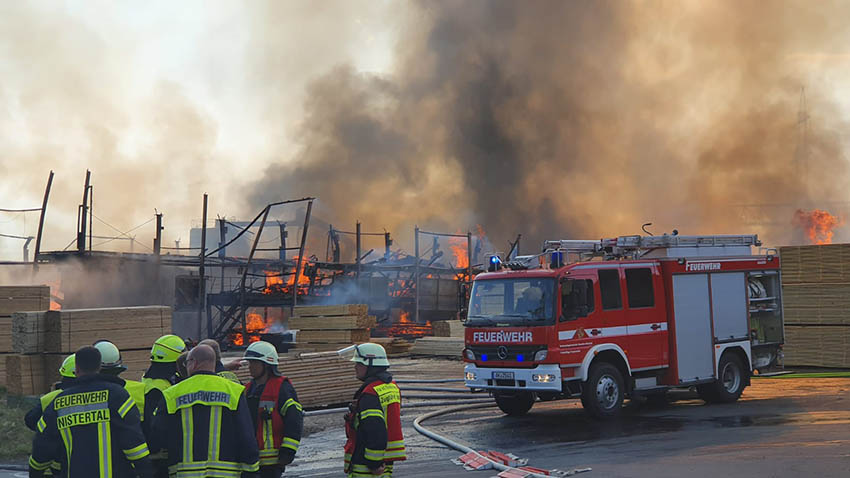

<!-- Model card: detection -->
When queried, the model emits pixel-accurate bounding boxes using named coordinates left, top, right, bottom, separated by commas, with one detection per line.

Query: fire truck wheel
left=493, top=391, right=535, bottom=416
left=581, top=362, right=625, bottom=419
left=699, top=353, right=746, bottom=404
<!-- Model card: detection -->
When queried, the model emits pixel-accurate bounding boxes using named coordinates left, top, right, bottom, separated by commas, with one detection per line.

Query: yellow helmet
left=93, top=340, right=123, bottom=369
left=59, top=354, right=76, bottom=378
left=350, top=343, right=390, bottom=367
left=243, top=341, right=279, bottom=366
left=151, top=334, right=186, bottom=363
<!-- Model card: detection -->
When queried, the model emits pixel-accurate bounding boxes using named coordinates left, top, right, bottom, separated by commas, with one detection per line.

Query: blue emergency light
left=488, top=255, right=502, bottom=272
left=551, top=251, right=564, bottom=268
left=516, top=354, right=525, bottom=362
left=481, top=354, right=489, bottom=362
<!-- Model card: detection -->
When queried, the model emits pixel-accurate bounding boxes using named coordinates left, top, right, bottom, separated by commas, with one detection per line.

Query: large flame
left=448, top=237, right=469, bottom=269
left=230, top=312, right=270, bottom=346
left=793, top=209, right=843, bottom=245
left=47, top=279, right=63, bottom=310
left=386, top=310, right=431, bottom=338
left=262, top=257, right=312, bottom=296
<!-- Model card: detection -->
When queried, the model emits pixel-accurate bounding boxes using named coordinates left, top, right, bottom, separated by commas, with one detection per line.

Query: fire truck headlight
left=533, top=349, right=548, bottom=361
left=463, top=349, right=475, bottom=361
left=465, top=371, right=477, bottom=381
left=532, top=374, right=557, bottom=383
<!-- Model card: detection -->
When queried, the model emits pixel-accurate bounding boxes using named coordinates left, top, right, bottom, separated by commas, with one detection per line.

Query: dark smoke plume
left=250, top=0, right=850, bottom=250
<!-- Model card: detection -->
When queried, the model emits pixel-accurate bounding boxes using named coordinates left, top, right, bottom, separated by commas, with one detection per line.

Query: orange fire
left=230, top=312, right=271, bottom=346
left=262, top=257, right=312, bottom=296
left=448, top=237, right=469, bottom=269
left=793, top=209, right=843, bottom=245
left=387, top=310, right=431, bottom=338
left=47, top=279, right=63, bottom=310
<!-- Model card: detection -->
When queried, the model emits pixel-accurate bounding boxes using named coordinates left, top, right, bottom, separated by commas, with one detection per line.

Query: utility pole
left=356, top=221, right=362, bottom=279
left=153, top=212, right=163, bottom=256
left=414, top=226, right=420, bottom=323
left=33, top=171, right=54, bottom=272
left=199, top=194, right=208, bottom=339
left=279, top=223, right=287, bottom=261
left=77, top=170, right=91, bottom=254
left=384, top=231, right=392, bottom=261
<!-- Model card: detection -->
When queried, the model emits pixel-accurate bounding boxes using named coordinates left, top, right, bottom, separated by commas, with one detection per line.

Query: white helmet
left=243, top=341, right=278, bottom=366
left=350, top=343, right=390, bottom=367
left=93, top=340, right=125, bottom=371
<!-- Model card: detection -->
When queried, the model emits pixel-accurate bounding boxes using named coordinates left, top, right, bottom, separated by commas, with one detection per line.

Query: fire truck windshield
left=466, top=278, right=556, bottom=326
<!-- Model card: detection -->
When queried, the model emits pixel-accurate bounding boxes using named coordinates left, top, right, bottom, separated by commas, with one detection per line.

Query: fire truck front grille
left=469, top=345, right=545, bottom=362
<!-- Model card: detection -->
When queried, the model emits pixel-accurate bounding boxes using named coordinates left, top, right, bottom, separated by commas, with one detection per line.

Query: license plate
left=492, top=371, right=515, bottom=380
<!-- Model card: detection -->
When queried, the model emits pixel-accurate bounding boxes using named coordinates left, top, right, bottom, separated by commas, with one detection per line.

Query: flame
left=386, top=309, right=432, bottom=338
left=262, top=256, right=313, bottom=296
left=263, top=271, right=284, bottom=294
left=47, top=279, right=63, bottom=310
left=230, top=312, right=271, bottom=346
left=793, top=209, right=843, bottom=245
left=448, top=237, right=469, bottom=269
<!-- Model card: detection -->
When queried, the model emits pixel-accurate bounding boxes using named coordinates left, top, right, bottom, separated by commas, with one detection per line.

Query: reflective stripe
left=364, top=447, right=385, bottom=461
left=208, top=406, right=222, bottom=461
left=57, top=401, right=109, bottom=417
left=37, top=417, right=46, bottom=433
left=59, top=427, right=72, bottom=474
left=349, top=462, right=394, bottom=477
left=263, top=417, right=273, bottom=451
left=281, top=437, right=299, bottom=452
left=359, top=409, right=385, bottom=421
left=169, top=460, right=260, bottom=475
left=29, top=456, right=52, bottom=471
left=281, top=398, right=302, bottom=414
left=117, top=397, right=136, bottom=418
left=123, top=443, right=150, bottom=461
left=383, top=449, right=406, bottom=459
left=98, top=421, right=112, bottom=478
left=181, top=408, right=194, bottom=463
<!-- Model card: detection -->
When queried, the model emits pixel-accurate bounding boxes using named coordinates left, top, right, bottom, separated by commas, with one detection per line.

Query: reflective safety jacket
left=142, top=372, right=175, bottom=462
left=29, top=374, right=153, bottom=478
left=215, top=361, right=242, bottom=384
left=344, top=373, right=406, bottom=477
left=151, top=372, right=259, bottom=477
left=245, top=375, right=303, bottom=466
left=124, top=379, right=146, bottom=419
left=25, top=383, right=74, bottom=477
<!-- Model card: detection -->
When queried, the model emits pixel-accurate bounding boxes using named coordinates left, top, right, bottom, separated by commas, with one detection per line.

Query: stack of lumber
left=7, top=306, right=172, bottom=395
left=0, top=286, right=50, bottom=386
left=781, top=244, right=850, bottom=368
left=290, top=304, right=374, bottom=351
left=410, top=337, right=464, bottom=358
left=235, top=354, right=361, bottom=408
left=432, top=320, right=464, bottom=338
left=371, top=337, right=413, bottom=357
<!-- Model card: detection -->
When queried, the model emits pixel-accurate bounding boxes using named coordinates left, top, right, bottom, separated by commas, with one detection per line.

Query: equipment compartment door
left=710, top=272, right=749, bottom=342
left=672, top=274, right=715, bottom=382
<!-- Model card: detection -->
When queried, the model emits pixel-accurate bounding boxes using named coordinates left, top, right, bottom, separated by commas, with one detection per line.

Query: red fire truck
left=463, top=234, right=784, bottom=418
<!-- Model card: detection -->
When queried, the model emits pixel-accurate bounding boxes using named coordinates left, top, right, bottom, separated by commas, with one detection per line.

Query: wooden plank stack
left=291, top=304, right=374, bottom=351
left=5, top=306, right=172, bottom=395
left=234, top=354, right=361, bottom=408
left=371, top=337, right=413, bottom=357
left=781, top=244, right=850, bottom=368
left=432, top=320, right=464, bottom=338
left=0, top=286, right=51, bottom=388
left=410, top=337, right=464, bottom=358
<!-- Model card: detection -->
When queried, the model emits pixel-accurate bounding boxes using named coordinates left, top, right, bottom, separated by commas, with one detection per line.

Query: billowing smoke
left=250, top=0, right=850, bottom=250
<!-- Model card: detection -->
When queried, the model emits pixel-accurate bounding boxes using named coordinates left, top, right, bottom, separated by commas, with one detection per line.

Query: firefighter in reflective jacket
left=94, top=340, right=146, bottom=417
left=29, top=346, right=154, bottom=478
left=150, top=344, right=260, bottom=478
left=243, top=341, right=303, bottom=477
left=24, top=354, right=76, bottom=478
left=142, top=335, right=186, bottom=478
left=344, top=343, right=406, bottom=477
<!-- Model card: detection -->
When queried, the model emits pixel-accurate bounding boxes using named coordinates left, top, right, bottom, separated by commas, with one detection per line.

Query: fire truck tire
left=493, top=392, right=535, bottom=416
left=698, top=353, right=746, bottom=404
left=581, top=362, right=625, bottom=419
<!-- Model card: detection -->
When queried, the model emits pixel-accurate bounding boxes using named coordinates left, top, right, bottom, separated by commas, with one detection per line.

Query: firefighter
left=243, top=341, right=303, bottom=477
left=175, top=351, right=189, bottom=383
left=142, top=335, right=186, bottom=478
left=344, top=343, right=406, bottom=477
left=29, top=346, right=154, bottom=478
left=24, top=354, right=76, bottom=478
left=198, top=339, right=242, bottom=383
left=149, top=344, right=260, bottom=477
left=93, top=340, right=146, bottom=417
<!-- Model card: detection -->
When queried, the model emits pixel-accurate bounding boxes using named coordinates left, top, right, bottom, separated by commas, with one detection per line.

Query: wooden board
left=784, top=325, right=850, bottom=368
left=289, top=315, right=376, bottom=330
left=296, top=329, right=370, bottom=344
left=293, top=304, right=369, bottom=318
left=233, top=355, right=362, bottom=408
left=409, top=337, right=464, bottom=358
left=46, top=306, right=172, bottom=353
left=432, top=320, right=464, bottom=338
left=12, top=312, right=50, bottom=354
left=0, top=316, right=12, bottom=353
left=6, top=354, right=48, bottom=395
left=0, top=286, right=50, bottom=315
left=782, top=283, right=850, bottom=325
left=780, top=244, right=850, bottom=285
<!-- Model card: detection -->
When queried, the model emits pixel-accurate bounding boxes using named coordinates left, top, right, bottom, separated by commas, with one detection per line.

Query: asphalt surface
left=4, top=376, right=849, bottom=477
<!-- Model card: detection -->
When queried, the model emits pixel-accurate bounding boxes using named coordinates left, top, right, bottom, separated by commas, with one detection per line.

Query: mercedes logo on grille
left=497, top=346, right=508, bottom=360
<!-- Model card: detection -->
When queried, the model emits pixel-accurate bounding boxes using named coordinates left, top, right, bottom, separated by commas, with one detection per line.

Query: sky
left=2, top=1, right=850, bottom=261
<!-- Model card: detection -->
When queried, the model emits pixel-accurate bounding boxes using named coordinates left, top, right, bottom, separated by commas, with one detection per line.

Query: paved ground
left=4, top=364, right=849, bottom=477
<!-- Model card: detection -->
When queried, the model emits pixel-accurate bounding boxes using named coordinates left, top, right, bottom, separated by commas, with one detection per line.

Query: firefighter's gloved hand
left=278, top=447, right=295, bottom=465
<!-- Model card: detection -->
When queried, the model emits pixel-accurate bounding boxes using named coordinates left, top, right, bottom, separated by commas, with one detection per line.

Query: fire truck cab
left=463, top=234, right=784, bottom=418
